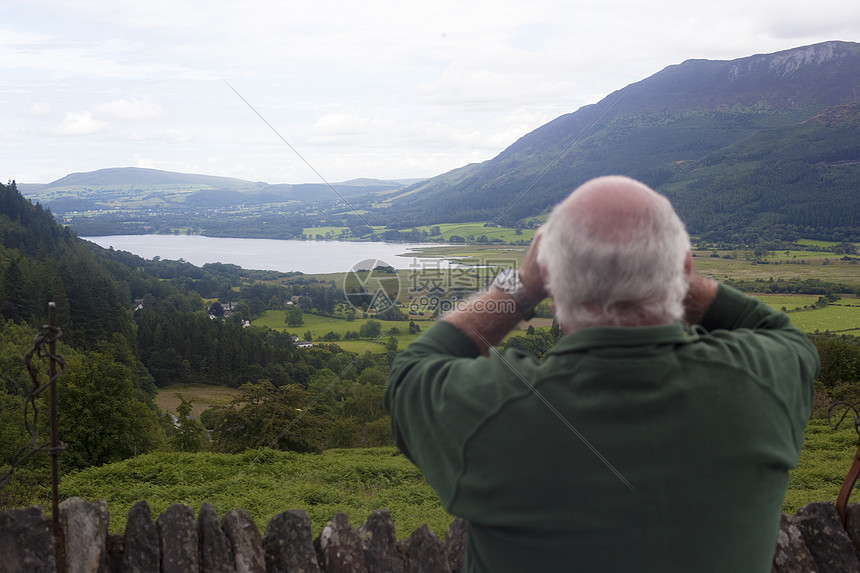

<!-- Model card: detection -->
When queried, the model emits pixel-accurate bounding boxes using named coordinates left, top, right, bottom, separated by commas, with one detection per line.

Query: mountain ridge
left=33, top=166, right=416, bottom=192
left=374, top=40, right=860, bottom=241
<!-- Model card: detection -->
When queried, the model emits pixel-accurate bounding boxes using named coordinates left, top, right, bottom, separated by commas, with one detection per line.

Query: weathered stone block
left=263, top=509, right=321, bottom=573
left=156, top=503, right=198, bottom=573
left=315, top=512, right=369, bottom=573
left=199, top=503, right=234, bottom=573
left=443, top=518, right=467, bottom=573
left=793, top=501, right=860, bottom=573
left=357, top=508, right=406, bottom=573
left=772, top=513, right=816, bottom=573
left=844, top=502, right=860, bottom=558
left=121, top=500, right=160, bottom=573
left=222, top=508, right=265, bottom=573
left=0, top=506, right=56, bottom=573
left=59, top=497, right=109, bottom=573
left=403, top=524, right=451, bottom=573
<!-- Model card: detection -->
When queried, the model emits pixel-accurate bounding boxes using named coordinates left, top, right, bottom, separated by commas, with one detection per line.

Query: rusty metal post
left=47, top=302, right=65, bottom=572
left=829, top=400, right=860, bottom=526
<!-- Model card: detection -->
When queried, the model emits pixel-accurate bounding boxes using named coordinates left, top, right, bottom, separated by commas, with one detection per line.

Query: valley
left=3, top=39, right=860, bottom=552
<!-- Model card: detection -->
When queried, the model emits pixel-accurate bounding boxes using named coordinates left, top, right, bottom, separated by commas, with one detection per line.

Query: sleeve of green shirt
left=384, top=320, right=537, bottom=505
left=694, top=283, right=818, bottom=448
left=702, top=282, right=799, bottom=331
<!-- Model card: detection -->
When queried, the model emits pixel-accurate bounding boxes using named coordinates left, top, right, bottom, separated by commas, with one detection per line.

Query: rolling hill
left=26, top=167, right=412, bottom=210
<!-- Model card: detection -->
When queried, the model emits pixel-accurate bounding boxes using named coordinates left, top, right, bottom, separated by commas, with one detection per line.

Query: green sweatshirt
left=385, top=285, right=818, bottom=572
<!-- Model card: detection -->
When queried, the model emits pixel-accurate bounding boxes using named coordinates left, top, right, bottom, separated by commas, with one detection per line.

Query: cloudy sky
left=2, top=1, right=858, bottom=186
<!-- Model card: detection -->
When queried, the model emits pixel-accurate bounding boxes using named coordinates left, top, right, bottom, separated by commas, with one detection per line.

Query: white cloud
left=132, top=154, right=154, bottom=168
left=27, top=102, right=53, bottom=117
left=93, top=98, right=163, bottom=121
left=164, top=129, right=189, bottom=143
left=747, top=3, right=859, bottom=41
left=55, top=111, right=110, bottom=136
left=313, top=113, right=379, bottom=135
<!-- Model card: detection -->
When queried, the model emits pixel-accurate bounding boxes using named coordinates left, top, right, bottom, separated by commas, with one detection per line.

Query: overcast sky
left=2, top=1, right=858, bottom=186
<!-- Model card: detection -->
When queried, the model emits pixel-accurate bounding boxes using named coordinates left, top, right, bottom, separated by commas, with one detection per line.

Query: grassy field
left=752, top=294, right=824, bottom=310
left=784, top=305, right=860, bottom=334
left=153, top=384, right=242, bottom=418
left=749, top=294, right=860, bottom=333
left=299, top=223, right=536, bottom=244
left=795, top=239, right=857, bottom=249
left=301, top=226, right=369, bottom=238
left=692, top=254, right=859, bottom=285
left=253, top=310, right=426, bottom=353
left=412, top=222, right=535, bottom=243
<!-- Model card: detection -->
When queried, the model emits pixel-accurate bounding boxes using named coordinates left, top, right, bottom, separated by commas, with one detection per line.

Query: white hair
left=537, top=178, right=690, bottom=330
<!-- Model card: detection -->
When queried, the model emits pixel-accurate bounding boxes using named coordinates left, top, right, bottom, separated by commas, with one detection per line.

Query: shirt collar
left=546, top=322, right=695, bottom=354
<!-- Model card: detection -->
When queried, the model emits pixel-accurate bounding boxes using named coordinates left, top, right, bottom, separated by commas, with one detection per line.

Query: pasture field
left=253, top=310, right=425, bottom=352
left=751, top=294, right=823, bottom=310
left=783, top=305, right=860, bottom=334
left=747, top=250, right=850, bottom=260
left=256, top=307, right=544, bottom=346
left=412, top=222, right=535, bottom=243
left=691, top=255, right=859, bottom=286
left=298, top=223, right=535, bottom=244
left=254, top=309, right=364, bottom=337
left=795, top=239, right=858, bottom=249
left=329, top=340, right=392, bottom=353
left=749, top=295, right=860, bottom=333
left=154, top=384, right=241, bottom=417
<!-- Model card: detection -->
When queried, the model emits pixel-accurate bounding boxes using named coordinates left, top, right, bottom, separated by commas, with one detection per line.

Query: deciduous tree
left=169, top=395, right=208, bottom=452
left=210, top=381, right=330, bottom=453
left=58, top=351, right=164, bottom=469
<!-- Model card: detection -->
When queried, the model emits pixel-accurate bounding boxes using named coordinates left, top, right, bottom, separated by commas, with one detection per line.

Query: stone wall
left=0, top=497, right=465, bottom=573
left=3, top=498, right=860, bottom=572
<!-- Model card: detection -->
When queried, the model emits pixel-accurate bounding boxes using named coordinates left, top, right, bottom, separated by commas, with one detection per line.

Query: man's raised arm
left=442, top=230, right=547, bottom=355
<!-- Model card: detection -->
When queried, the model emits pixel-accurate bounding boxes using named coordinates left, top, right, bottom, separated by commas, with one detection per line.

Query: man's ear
left=684, top=251, right=692, bottom=278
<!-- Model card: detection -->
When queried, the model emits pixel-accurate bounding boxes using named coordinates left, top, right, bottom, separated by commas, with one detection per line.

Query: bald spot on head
left=556, top=176, right=667, bottom=244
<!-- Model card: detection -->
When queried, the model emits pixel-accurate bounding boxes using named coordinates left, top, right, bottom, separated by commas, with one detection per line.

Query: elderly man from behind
left=384, top=176, right=818, bottom=572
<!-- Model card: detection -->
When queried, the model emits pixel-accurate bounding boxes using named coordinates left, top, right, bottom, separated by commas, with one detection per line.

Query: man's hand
left=518, top=227, right=548, bottom=305
left=441, top=230, right=547, bottom=356
left=683, top=271, right=718, bottom=325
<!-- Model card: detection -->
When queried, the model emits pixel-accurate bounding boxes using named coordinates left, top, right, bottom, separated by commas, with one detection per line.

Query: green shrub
left=59, top=447, right=452, bottom=538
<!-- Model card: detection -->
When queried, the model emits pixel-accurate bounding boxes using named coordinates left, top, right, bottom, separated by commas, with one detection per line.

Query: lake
left=83, top=234, right=455, bottom=274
